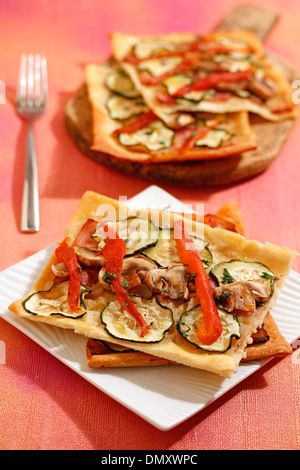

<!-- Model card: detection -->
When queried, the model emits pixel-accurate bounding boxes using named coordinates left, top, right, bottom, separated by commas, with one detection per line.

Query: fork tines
left=18, top=54, right=47, bottom=111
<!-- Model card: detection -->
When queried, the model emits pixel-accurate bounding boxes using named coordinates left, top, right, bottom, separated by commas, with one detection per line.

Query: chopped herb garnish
left=102, top=272, right=118, bottom=283
left=222, top=290, right=232, bottom=298
left=261, top=272, right=274, bottom=280
left=188, top=273, right=197, bottom=280
left=214, top=290, right=232, bottom=306
left=222, top=268, right=235, bottom=284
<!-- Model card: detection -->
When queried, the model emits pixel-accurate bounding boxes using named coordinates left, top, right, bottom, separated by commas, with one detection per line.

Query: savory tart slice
left=110, top=30, right=298, bottom=128
left=85, top=59, right=257, bottom=163
left=84, top=202, right=292, bottom=368
left=9, top=191, right=297, bottom=378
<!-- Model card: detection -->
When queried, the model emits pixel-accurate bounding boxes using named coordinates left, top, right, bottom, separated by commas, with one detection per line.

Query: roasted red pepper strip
left=173, top=69, right=253, bottom=97
left=101, top=223, right=148, bottom=337
left=139, top=58, right=196, bottom=86
left=113, top=110, right=157, bottom=135
left=55, top=237, right=81, bottom=312
left=180, top=117, right=223, bottom=152
left=174, top=220, right=222, bottom=345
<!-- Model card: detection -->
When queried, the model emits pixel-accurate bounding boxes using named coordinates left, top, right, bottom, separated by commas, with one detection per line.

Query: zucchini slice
left=210, top=259, right=275, bottom=303
left=118, top=120, right=174, bottom=151
left=142, top=228, right=213, bottom=268
left=137, top=56, right=182, bottom=77
left=195, top=128, right=233, bottom=148
left=179, top=89, right=216, bottom=103
left=177, top=305, right=240, bottom=352
left=22, top=280, right=89, bottom=319
left=106, top=95, right=148, bottom=120
left=101, top=296, right=174, bottom=343
left=163, top=74, right=192, bottom=95
left=105, top=69, right=140, bottom=98
left=214, top=51, right=252, bottom=62
left=95, top=217, right=160, bottom=257
left=213, top=53, right=252, bottom=73
left=133, top=38, right=176, bottom=59
left=217, top=36, right=250, bottom=50
left=163, top=74, right=216, bottom=102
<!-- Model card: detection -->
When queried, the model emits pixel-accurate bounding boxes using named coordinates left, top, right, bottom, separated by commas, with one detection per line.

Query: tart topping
left=213, top=280, right=271, bottom=313
left=30, top=216, right=277, bottom=353
left=101, top=296, right=174, bottom=343
left=144, top=264, right=191, bottom=299
left=177, top=305, right=240, bottom=352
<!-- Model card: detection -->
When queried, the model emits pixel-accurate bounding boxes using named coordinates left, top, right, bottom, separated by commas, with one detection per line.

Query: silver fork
left=17, top=54, right=47, bottom=232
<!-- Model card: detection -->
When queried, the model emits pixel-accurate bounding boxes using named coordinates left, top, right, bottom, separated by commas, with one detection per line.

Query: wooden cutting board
left=65, top=4, right=299, bottom=187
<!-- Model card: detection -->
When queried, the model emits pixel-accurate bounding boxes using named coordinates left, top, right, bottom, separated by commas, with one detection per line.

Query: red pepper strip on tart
left=101, top=222, right=149, bottom=337
left=173, top=69, right=253, bottom=98
left=138, top=46, right=254, bottom=87
left=179, top=117, right=223, bottom=152
left=55, top=238, right=81, bottom=312
left=174, top=220, right=222, bottom=345
left=124, top=34, right=253, bottom=65
left=113, top=110, right=157, bottom=135
left=139, top=61, right=191, bottom=86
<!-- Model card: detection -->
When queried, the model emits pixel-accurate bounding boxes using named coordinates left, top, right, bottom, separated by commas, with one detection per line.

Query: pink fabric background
left=0, top=0, right=299, bottom=450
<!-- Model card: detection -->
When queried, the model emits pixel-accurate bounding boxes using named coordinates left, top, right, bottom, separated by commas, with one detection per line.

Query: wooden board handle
left=214, top=3, right=279, bottom=41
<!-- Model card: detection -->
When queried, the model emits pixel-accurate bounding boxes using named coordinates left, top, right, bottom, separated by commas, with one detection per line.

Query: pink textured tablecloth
left=0, top=0, right=300, bottom=450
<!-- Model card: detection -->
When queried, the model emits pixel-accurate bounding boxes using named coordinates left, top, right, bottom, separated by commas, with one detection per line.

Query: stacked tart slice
left=85, top=30, right=297, bottom=164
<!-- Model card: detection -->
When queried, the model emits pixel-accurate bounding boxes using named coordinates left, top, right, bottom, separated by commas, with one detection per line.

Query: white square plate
left=1, top=185, right=300, bottom=430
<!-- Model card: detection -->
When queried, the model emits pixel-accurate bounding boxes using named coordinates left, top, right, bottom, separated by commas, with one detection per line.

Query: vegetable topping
left=25, top=210, right=277, bottom=355
left=210, top=260, right=275, bottom=312
left=101, top=222, right=149, bottom=337
left=174, top=220, right=223, bottom=345
left=55, top=238, right=82, bottom=312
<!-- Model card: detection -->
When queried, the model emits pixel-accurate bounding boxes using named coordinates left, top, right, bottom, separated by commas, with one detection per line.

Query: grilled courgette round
left=22, top=280, right=89, bottom=319
left=210, top=259, right=275, bottom=303
left=177, top=305, right=240, bottom=352
left=105, top=69, right=141, bottom=99
left=118, top=120, right=175, bottom=151
left=94, top=217, right=160, bottom=257
left=106, top=95, right=148, bottom=120
left=101, top=296, right=174, bottom=343
left=195, top=128, right=233, bottom=148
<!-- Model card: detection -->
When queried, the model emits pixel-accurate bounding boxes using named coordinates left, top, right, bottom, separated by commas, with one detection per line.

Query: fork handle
left=21, top=121, right=39, bottom=232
